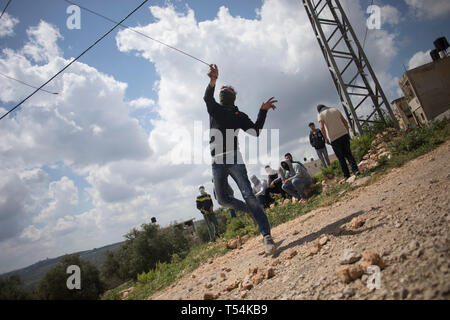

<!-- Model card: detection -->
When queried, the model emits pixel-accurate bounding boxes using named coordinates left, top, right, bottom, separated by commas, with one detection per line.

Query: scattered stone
left=225, top=281, right=240, bottom=292
left=287, top=250, right=298, bottom=260
left=361, top=250, right=386, bottom=271
left=227, top=239, right=239, bottom=250
left=336, top=265, right=364, bottom=284
left=343, top=286, right=355, bottom=298
left=203, top=292, right=219, bottom=300
left=292, top=230, right=299, bottom=236
left=307, top=242, right=321, bottom=256
left=319, top=236, right=329, bottom=246
left=249, top=267, right=259, bottom=275
left=242, top=283, right=253, bottom=291
left=241, top=291, right=248, bottom=298
left=271, top=259, right=280, bottom=267
left=349, top=217, right=365, bottom=229
left=204, top=283, right=213, bottom=289
left=119, top=287, right=135, bottom=300
left=339, top=249, right=362, bottom=265
left=265, top=268, right=275, bottom=279
left=258, top=250, right=265, bottom=256
left=224, top=267, right=232, bottom=273
left=220, top=273, right=227, bottom=279
left=252, top=274, right=263, bottom=285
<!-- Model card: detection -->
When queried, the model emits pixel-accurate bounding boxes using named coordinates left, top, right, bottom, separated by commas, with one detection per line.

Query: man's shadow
left=273, top=209, right=384, bottom=258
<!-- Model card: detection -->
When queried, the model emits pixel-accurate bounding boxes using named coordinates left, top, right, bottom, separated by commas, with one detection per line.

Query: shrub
left=0, top=275, right=35, bottom=300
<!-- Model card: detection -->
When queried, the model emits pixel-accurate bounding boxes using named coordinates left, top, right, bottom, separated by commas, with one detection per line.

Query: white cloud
left=380, top=5, right=402, bottom=25
left=408, top=50, right=432, bottom=69
left=0, top=13, right=18, bottom=38
left=404, top=0, right=450, bottom=19
left=34, top=177, right=78, bottom=223
left=128, top=97, right=155, bottom=109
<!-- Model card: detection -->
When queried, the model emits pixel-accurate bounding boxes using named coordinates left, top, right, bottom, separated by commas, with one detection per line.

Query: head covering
left=281, top=159, right=295, bottom=173
left=317, top=104, right=329, bottom=113
left=265, top=166, right=278, bottom=176
left=220, top=86, right=237, bottom=106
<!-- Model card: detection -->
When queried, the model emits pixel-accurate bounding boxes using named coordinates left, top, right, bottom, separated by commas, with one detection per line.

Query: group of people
left=195, top=64, right=360, bottom=254
left=249, top=152, right=313, bottom=209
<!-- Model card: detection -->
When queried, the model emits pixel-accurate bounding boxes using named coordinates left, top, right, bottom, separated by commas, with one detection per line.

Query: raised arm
left=242, top=97, right=278, bottom=137
left=204, top=64, right=221, bottom=116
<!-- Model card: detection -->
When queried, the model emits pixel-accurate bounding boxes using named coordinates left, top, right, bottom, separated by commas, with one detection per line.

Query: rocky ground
left=147, top=140, right=450, bottom=301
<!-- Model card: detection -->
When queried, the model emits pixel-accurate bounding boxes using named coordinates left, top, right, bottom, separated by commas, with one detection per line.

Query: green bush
left=350, top=132, right=376, bottom=163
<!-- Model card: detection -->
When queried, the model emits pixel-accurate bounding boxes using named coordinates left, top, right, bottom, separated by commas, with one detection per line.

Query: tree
left=0, top=275, right=34, bottom=300
left=37, top=254, right=104, bottom=300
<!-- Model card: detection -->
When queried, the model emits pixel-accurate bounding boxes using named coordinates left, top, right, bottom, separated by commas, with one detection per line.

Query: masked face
left=219, top=86, right=236, bottom=106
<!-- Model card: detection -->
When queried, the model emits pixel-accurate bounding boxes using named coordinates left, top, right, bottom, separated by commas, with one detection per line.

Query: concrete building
left=391, top=97, right=419, bottom=130
left=398, top=56, right=450, bottom=127
left=304, top=154, right=338, bottom=177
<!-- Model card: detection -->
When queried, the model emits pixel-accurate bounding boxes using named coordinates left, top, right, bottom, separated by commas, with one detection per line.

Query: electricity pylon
left=303, top=0, right=399, bottom=135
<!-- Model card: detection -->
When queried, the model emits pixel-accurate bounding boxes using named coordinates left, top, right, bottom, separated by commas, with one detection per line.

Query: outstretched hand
left=261, top=97, right=278, bottom=111
left=208, top=64, right=218, bottom=80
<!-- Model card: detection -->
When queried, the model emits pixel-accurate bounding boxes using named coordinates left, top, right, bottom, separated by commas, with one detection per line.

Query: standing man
left=317, top=105, right=360, bottom=179
left=204, top=64, right=278, bottom=255
left=309, top=122, right=331, bottom=168
left=196, top=186, right=220, bottom=242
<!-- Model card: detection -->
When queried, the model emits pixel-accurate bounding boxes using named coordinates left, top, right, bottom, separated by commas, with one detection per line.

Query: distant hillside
left=0, top=242, right=123, bottom=290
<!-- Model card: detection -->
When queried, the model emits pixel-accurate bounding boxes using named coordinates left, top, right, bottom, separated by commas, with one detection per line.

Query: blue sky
left=0, top=0, right=449, bottom=273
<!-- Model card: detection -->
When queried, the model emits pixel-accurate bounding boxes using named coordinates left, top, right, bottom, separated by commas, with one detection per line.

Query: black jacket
left=204, top=85, right=267, bottom=158
left=196, top=194, right=213, bottom=213
left=309, top=129, right=326, bottom=150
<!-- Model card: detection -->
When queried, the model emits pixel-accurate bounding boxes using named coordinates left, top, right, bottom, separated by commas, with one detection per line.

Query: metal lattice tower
left=303, top=0, right=399, bottom=135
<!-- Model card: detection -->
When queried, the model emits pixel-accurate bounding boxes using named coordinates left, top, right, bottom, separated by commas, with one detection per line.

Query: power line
left=0, top=0, right=149, bottom=121
left=0, top=0, right=12, bottom=20
left=0, top=71, right=59, bottom=95
left=63, top=0, right=210, bottom=67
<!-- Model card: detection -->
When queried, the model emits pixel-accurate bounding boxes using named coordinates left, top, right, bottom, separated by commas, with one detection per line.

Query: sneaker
left=263, top=235, right=276, bottom=255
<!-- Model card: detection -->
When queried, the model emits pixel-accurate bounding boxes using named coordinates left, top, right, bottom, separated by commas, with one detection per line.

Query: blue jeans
left=212, top=162, right=271, bottom=237
left=282, top=177, right=312, bottom=199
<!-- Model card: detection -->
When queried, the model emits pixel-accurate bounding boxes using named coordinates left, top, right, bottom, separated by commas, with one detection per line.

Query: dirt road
left=149, top=141, right=450, bottom=300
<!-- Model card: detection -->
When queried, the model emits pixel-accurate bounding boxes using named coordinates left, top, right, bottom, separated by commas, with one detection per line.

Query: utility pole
left=303, top=0, right=399, bottom=135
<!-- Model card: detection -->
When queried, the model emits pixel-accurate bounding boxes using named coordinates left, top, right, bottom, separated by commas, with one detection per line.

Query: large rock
left=361, top=250, right=385, bottom=271
left=336, top=265, right=364, bottom=284
left=203, top=292, right=219, bottom=300
left=339, top=249, right=362, bottom=265
left=349, top=217, right=365, bottom=229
